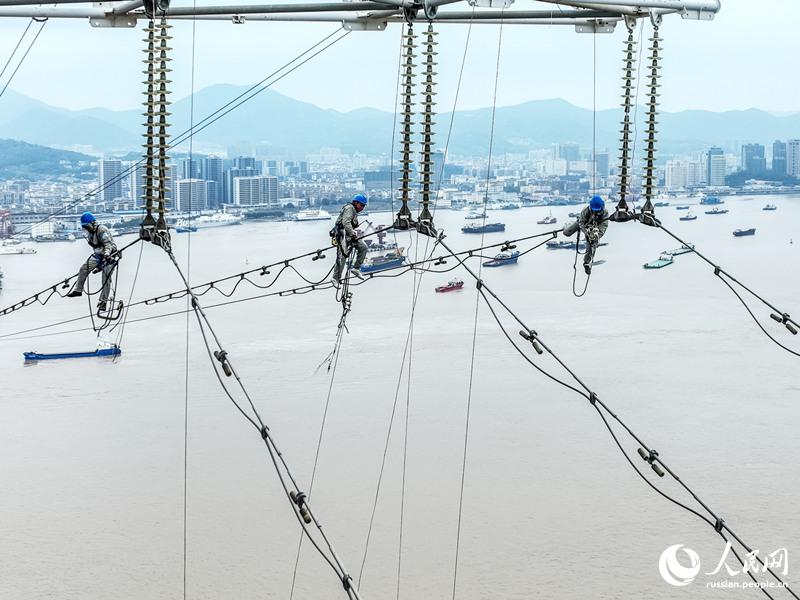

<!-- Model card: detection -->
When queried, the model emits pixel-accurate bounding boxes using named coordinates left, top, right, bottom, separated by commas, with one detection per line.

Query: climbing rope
left=452, top=13, right=503, bottom=600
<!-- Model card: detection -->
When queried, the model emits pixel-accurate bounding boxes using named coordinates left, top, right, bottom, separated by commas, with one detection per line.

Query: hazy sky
left=0, top=0, right=798, bottom=115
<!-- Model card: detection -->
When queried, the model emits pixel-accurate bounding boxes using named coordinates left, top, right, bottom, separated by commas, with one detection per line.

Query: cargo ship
left=435, top=279, right=464, bottom=293
left=461, top=222, right=505, bottom=234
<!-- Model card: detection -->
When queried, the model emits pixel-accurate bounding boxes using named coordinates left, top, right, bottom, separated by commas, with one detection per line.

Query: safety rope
left=359, top=13, right=474, bottom=591
left=452, top=13, right=503, bottom=600
left=0, top=238, right=141, bottom=318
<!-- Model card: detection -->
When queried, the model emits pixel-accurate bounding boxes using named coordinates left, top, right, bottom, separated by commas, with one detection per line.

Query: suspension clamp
left=342, top=574, right=354, bottom=591
left=770, top=312, right=798, bottom=335
left=518, top=329, right=544, bottom=355
left=290, top=490, right=312, bottom=524
left=312, top=250, right=326, bottom=261
left=637, top=447, right=665, bottom=477
left=260, top=426, right=269, bottom=440
left=213, top=349, right=232, bottom=377
left=589, top=392, right=598, bottom=405
left=501, top=241, right=517, bottom=252
left=714, top=517, right=725, bottom=533
left=636, top=211, right=660, bottom=228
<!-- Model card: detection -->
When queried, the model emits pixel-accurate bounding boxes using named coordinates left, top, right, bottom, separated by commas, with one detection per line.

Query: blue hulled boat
left=24, top=347, right=122, bottom=361
left=482, top=251, right=520, bottom=267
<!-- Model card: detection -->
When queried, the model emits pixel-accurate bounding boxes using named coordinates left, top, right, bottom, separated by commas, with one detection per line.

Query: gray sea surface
left=1, top=195, right=798, bottom=599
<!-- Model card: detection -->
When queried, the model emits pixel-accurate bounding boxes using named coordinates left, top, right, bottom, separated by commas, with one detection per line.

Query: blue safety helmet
left=352, top=194, right=368, bottom=207
left=80, top=212, right=96, bottom=226
left=589, top=195, right=605, bottom=212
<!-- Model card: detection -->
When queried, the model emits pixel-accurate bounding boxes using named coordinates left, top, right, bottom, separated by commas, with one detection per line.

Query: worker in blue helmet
left=330, top=194, right=368, bottom=284
left=66, top=212, right=119, bottom=311
left=578, top=195, right=609, bottom=274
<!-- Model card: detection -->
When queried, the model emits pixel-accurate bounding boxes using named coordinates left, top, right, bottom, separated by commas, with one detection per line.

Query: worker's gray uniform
left=578, top=206, right=609, bottom=266
left=72, top=223, right=118, bottom=304
left=333, top=203, right=368, bottom=281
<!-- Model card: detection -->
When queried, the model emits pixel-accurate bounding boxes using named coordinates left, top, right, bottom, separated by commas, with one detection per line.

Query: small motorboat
left=654, top=201, right=670, bottom=207
left=464, top=211, right=488, bottom=220
left=675, top=205, right=690, bottom=210
left=680, top=212, right=698, bottom=221
left=24, top=346, right=122, bottom=362
left=482, top=250, right=520, bottom=267
left=435, top=279, right=464, bottom=293
left=733, top=228, right=756, bottom=237
left=643, top=255, right=674, bottom=269
left=705, top=207, right=729, bottom=215
left=591, top=259, right=606, bottom=266
left=175, top=225, right=198, bottom=233
left=568, top=211, right=580, bottom=218
left=763, top=204, right=777, bottom=211
left=663, top=244, right=695, bottom=256
left=537, top=214, right=557, bottom=225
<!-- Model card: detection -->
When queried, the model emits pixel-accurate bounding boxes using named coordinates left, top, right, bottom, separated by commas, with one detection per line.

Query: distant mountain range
left=0, top=139, right=95, bottom=179
left=2, top=86, right=799, bottom=158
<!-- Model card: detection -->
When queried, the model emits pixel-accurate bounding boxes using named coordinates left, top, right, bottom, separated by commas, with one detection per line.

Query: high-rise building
left=557, top=143, right=580, bottom=168
left=705, top=147, right=724, bottom=184
left=224, top=167, right=260, bottom=203
left=233, top=156, right=259, bottom=171
left=98, top=159, right=123, bottom=204
left=709, top=155, right=727, bottom=186
left=741, top=144, right=766, bottom=174
left=200, top=157, right=224, bottom=208
left=176, top=179, right=209, bottom=212
left=265, top=160, right=279, bottom=177
left=772, top=140, right=787, bottom=175
left=233, top=176, right=278, bottom=206
left=686, top=161, right=703, bottom=188
left=787, top=140, right=800, bottom=178
left=665, top=160, right=688, bottom=189
left=131, top=163, right=147, bottom=205
left=177, top=157, right=202, bottom=180
left=594, top=150, right=610, bottom=178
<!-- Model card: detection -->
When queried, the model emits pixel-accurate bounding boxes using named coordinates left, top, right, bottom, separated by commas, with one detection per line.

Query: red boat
left=435, top=279, right=464, bottom=293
